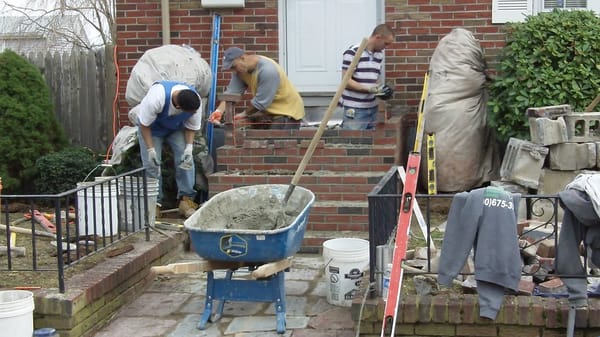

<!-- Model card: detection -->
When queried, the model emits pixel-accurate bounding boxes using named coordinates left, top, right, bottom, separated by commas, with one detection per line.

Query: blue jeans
left=137, top=128, right=196, bottom=204
left=341, top=106, right=378, bottom=130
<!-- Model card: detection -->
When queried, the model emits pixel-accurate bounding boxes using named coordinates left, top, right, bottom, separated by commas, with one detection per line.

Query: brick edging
left=353, top=294, right=600, bottom=336
left=32, top=231, right=186, bottom=337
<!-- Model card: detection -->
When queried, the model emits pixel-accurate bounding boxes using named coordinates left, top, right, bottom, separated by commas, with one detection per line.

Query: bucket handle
left=82, top=162, right=117, bottom=182
left=323, top=257, right=334, bottom=271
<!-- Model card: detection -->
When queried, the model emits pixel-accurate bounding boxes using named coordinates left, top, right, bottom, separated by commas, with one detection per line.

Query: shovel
left=283, top=37, right=368, bottom=205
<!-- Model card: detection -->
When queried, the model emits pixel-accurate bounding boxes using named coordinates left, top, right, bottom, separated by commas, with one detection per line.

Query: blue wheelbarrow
left=181, top=184, right=315, bottom=334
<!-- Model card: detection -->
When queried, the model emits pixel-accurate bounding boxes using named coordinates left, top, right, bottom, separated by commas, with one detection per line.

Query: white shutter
left=587, top=1, right=600, bottom=14
left=492, top=0, right=533, bottom=23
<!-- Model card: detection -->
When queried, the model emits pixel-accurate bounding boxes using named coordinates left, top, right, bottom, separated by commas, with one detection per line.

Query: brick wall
left=114, top=0, right=506, bottom=125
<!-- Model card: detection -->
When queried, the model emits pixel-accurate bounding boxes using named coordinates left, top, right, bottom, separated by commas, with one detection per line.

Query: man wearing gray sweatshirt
left=438, top=186, right=521, bottom=319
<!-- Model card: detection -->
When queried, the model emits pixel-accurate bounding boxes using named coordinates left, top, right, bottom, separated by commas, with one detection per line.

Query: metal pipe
left=161, top=0, right=170, bottom=45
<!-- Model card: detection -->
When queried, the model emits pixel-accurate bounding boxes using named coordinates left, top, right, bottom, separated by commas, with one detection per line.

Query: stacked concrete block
left=529, top=117, right=568, bottom=146
left=496, top=105, right=599, bottom=223
left=563, top=112, right=600, bottom=143
left=500, top=137, right=549, bottom=189
left=548, top=142, right=597, bottom=170
left=523, top=105, right=599, bottom=172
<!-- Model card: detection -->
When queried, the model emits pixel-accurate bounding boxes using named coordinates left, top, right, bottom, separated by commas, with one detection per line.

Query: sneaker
left=178, top=196, right=198, bottom=218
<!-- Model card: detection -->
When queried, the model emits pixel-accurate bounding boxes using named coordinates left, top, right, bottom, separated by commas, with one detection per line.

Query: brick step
left=215, top=143, right=396, bottom=172
left=299, top=229, right=369, bottom=254
left=217, top=116, right=402, bottom=148
left=208, top=171, right=386, bottom=202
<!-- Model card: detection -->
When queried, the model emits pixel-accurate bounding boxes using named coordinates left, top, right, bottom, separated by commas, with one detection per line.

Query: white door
left=280, top=0, right=379, bottom=92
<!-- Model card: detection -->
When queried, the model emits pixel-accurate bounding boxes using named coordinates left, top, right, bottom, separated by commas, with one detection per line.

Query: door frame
left=277, top=0, right=386, bottom=93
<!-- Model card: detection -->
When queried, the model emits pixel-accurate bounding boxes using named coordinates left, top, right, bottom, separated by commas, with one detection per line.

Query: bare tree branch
left=2, top=0, right=114, bottom=50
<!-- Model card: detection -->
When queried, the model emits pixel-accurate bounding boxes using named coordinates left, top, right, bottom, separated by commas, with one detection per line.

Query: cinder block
left=564, top=112, right=600, bottom=142
left=597, top=142, right=600, bottom=168
left=529, top=116, right=568, bottom=146
left=537, top=169, right=580, bottom=194
left=500, top=138, right=549, bottom=189
left=526, top=104, right=572, bottom=118
left=548, top=142, right=596, bottom=170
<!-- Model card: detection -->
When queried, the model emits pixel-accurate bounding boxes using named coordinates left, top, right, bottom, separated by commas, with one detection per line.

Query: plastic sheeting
left=125, top=44, right=212, bottom=106
left=422, top=28, right=500, bottom=192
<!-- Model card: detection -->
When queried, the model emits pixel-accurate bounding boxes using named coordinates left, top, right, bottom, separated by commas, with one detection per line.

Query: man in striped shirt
left=339, top=24, right=395, bottom=130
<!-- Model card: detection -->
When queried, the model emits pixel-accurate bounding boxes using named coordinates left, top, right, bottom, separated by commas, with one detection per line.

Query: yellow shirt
left=238, top=56, right=305, bottom=120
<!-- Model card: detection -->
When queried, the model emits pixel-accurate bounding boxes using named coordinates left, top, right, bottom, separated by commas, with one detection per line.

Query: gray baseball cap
left=222, top=47, right=244, bottom=70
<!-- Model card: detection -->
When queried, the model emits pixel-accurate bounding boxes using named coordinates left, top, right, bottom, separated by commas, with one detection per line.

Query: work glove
left=368, top=86, right=379, bottom=94
left=208, top=109, right=223, bottom=125
left=179, top=144, right=194, bottom=170
left=147, top=148, right=161, bottom=171
left=375, top=84, right=394, bottom=100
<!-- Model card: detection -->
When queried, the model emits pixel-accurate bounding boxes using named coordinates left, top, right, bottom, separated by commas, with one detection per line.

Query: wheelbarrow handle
left=151, top=260, right=247, bottom=274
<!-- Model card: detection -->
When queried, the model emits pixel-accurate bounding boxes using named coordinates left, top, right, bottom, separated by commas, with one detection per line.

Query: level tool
left=427, top=133, right=437, bottom=195
left=380, top=72, right=429, bottom=337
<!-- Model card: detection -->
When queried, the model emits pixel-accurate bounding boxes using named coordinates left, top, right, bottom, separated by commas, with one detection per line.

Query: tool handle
left=0, top=224, right=56, bottom=239
left=288, top=37, right=369, bottom=189
left=585, top=92, right=600, bottom=112
left=251, top=257, right=292, bottom=279
left=150, top=265, right=175, bottom=274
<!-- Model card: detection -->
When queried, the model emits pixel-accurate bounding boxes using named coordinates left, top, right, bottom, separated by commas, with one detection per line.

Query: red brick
left=518, top=296, right=531, bottom=326
left=461, top=294, right=478, bottom=324
left=456, top=324, right=497, bottom=336
left=401, top=295, right=418, bottom=323
left=448, top=294, right=462, bottom=324
left=499, top=295, right=518, bottom=325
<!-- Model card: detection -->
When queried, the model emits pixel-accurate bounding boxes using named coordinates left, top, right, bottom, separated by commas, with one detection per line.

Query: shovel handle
left=288, top=37, right=369, bottom=188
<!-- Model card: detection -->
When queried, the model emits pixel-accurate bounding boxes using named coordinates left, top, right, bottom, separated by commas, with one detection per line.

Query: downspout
left=161, top=0, right=170, bottom=45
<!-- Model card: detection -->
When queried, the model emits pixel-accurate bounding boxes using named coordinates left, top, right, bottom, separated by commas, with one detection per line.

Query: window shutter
left=492, top=0, right=533, bottom=23
left=587, top=1, right=600, bottom=14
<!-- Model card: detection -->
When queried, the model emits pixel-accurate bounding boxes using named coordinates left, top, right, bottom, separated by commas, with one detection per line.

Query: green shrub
left=0, top=49, right=68, bottom=193
left=488, top=9, right=600, bottom=143
left=35, top=147, right=99, bottom=194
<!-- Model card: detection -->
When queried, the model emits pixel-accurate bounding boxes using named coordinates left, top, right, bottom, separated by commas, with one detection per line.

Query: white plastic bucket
left=118, top=177, right=159, bottom=231
left=0, top=290, right=34, bottom=337
left=77, top=180, right=119, bottom=237
left=323, top=238, right=370, bottom=307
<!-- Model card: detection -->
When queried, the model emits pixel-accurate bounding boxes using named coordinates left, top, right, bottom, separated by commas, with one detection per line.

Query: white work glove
left=368, top=86, right=379, bottom=94
left=179, top=144, right=194, bottom=170
left=147, top=148, right=161, bottom=171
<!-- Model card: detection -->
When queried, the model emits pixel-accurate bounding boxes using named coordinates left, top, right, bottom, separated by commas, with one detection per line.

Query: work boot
left=178, top=196, right=198, bottom=218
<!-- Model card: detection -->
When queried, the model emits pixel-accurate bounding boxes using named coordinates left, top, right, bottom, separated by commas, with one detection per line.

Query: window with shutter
left=492, top=0, right=532, bottom=23
left=493, top=0, right=599, bottom=23
left=543, top=0, right=586, bottom=10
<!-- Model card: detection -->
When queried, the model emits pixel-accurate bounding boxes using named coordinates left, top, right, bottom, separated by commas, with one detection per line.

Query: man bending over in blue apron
left=135, top=80, right=203, bottom=218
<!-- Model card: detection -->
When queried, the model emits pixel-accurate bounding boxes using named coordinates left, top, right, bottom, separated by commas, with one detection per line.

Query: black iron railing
left=0, top=168, right=152, bottom=293
left=368, top=166, right=566, bottom=294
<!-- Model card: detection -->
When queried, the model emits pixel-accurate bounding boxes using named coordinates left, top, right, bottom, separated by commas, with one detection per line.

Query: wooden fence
left=23, top=46, right=117, bottom=154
